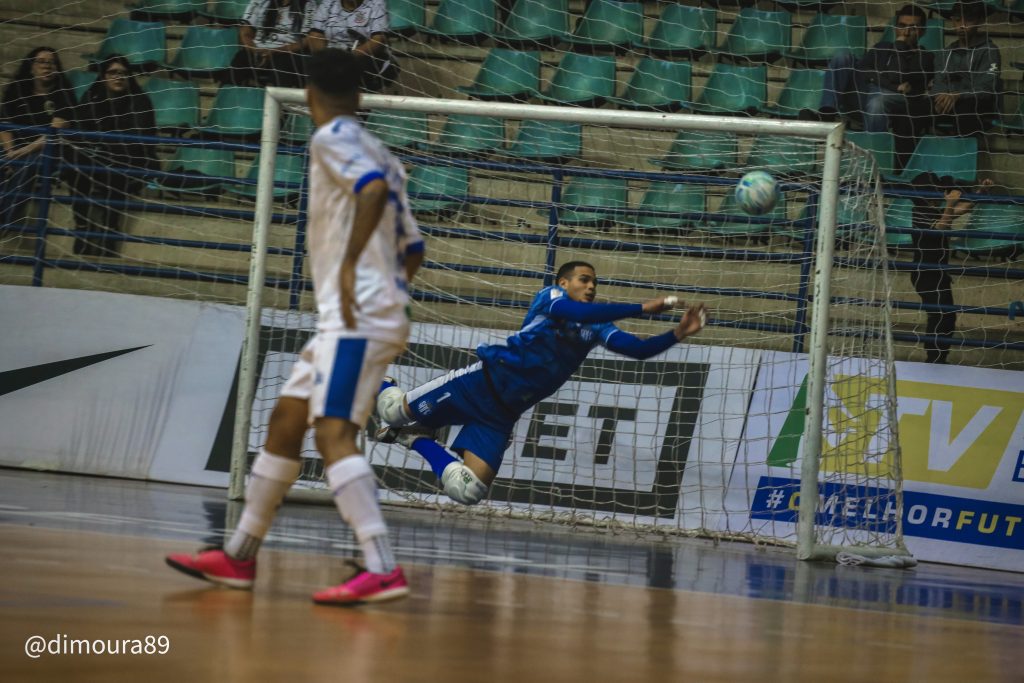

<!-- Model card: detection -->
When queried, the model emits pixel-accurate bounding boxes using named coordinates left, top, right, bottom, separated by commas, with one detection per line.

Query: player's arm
left=549, top=296, right=676, bottom=324
left=339, top=177, right=389, bottom=328
left=603, top=303, right=707, bottom=360
left=404, top=242, right=424, bottom=283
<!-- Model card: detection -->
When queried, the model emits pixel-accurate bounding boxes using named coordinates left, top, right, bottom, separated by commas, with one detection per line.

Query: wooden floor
left=1, top=472, right=1021, bottom=682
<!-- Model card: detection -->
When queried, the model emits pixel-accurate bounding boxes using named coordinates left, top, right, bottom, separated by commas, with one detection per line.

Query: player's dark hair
left=556, top=261, right=596, bottom=283
left=307, top=48, right=365, bottom=99
left=895, top=5, right=927, bottom=25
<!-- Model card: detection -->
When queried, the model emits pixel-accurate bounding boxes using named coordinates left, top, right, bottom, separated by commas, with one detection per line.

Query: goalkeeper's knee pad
left=377, top=386, right=411, bottom=426
left=441, top=463, right=489, bottom=506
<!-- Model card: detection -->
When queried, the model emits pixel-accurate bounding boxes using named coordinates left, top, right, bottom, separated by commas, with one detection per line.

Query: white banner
left=0, top=286, right=245, bottom=483
left=725, top=351, right=1024, bottom=572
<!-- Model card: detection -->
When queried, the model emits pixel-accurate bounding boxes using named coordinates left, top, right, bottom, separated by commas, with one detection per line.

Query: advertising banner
left=0, top=286, right=245, bottom=483
left=725, top=351, right=1024, bottom=571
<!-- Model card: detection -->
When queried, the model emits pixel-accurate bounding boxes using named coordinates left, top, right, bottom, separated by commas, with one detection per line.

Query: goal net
left=239, top=88, right=909, bottom=563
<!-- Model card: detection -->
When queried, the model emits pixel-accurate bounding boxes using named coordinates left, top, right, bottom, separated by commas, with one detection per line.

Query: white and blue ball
left=735, top=171, right=778, bottom=216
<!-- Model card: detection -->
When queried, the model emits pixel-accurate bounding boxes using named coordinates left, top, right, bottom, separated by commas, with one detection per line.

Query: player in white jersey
left=166, top=49, right=424, bottom=606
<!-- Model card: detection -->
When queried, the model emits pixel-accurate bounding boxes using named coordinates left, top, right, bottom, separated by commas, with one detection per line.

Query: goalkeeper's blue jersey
left=476, top=285, right=617, bottom=415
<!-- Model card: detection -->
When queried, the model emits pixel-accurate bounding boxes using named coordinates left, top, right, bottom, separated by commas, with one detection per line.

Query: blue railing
left=2, top=122, right=1022, bottom=354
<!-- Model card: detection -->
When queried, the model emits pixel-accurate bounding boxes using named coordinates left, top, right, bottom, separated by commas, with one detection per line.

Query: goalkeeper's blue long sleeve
left=549, top=298, right=643, bottom=323
left=604, top=329, right=678, bottom=360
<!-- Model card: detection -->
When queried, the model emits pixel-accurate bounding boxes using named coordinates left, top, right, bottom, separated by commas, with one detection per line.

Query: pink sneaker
left=165, top=548, right=256, bottom=590
left=313, top=564, right=409, bottom=606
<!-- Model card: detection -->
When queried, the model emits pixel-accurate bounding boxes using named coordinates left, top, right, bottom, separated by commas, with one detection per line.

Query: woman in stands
left=0, top=46, right=74, bottom=228
left=67, top=54, right=158, bottom=256
left=227, top=0, right=316, bottom=88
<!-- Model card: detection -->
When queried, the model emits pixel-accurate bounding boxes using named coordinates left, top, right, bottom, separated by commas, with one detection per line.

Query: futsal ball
left=735, top=171, right=778, bottom=216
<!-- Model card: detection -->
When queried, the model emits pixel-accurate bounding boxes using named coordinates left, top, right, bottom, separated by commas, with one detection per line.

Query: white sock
left=326, top=456, right=396, bottom=574
left=225, top=449, right=301, bottom=561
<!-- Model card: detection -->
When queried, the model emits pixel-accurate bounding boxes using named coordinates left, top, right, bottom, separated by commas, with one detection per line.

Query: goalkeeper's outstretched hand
left=673, top=303, right=707, bottom=341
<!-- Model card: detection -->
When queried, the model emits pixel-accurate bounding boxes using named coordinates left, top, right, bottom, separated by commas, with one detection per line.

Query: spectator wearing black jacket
left=819, top=5, right=934, bottom=166
left=67, top=54, right=158, bottom=256
left=908, top=173, right=993, bottom=364
left=0, top=46, right=75, bottom=227
left=930, top=0, right=1001, bottom=136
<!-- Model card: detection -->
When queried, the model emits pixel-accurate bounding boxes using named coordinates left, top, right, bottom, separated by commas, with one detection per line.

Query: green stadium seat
left=746, top=136, right=820, bottom=178
left=281, top=112, right=314, bottom=144
left=759, top=69, right=826, bottom=118
left=881, top=18, right=945, bottom=53
left=993, top=96, right=1024, bottom=133
left=651, top=131, right=738, bottom=173
left=142, top=77, right=200, bottom=131
left=882, top=199, right=915, bottom=250
left=195, top=86, right=265, bottom=139
left=785, top=197, right=870, bottom=243
left=420, top=114, right=505, bottom=156
left=716, top=8, right=791, bottom=63
left=957, top=202, right=1024, bottom=257
left=608, top=58, right=691, bottom=111
left=89, top=18, right=166, bottom=70
left=549, top=176, right=629, bottom=227
left=924, top=0, right=957, bottom=15
left=66, top=70, right=97, bottom=102
left=364, top=110, right=429, bottom=150
left=165, top=26, right=240, bottom=78
left=422, top=0, right=496, bottom=43
left=504, top=120, right=581, bottom=162
left=456, top=49, right=540, bottom=101
left=773, top=0, right=842, bottom=10
left=703, top=191, right=787, bottom=238
left=884, top=136, right=978, bottom=184
left=785, top=15, right=867, bottom=66
left=845, top=131, right=896, bottom=178
left=618, top=182, right=704, bottom=233
left=228, top=152, right=306, bottom=201
left=689, top=64, right=767, bottom=116
left=564, top=0, right=644, bottom=51
left=199, top=0, right=249, bottom=24
left=389, top=0, right=426, bottom=36
left=536, top=53, right=616, bottom=107
left=155, top=146, right=235, bottom=193
left=493, top=0, right=570, bottom=47
left=635, top=4, right=716, bottom=58
left=407, top=165, right=469, bottom=215
left=130, top=0, right=205, bottom=23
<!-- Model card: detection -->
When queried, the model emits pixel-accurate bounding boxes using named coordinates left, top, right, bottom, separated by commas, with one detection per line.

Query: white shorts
left=281, top=334, right=404, bottom=427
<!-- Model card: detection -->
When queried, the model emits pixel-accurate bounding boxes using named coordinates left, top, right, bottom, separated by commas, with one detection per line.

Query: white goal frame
left=230, top=86, right=903, bottom=564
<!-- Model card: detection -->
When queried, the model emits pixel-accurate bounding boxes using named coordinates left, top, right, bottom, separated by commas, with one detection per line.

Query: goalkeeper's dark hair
left=895, top=5, right=927, bottom=25
left=307, top=48, right=366, bottom=99
left=556, top=261, right=596, bottom=283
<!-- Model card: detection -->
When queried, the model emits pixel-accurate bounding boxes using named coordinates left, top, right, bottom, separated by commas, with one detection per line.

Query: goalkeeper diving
left=375, top=260, right=708, bottom=505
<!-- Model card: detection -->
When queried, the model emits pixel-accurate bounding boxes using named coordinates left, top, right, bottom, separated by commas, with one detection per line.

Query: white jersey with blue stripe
left=477, top=285, right=618, bottom=413
left=307, top=114, right=423, bottom=341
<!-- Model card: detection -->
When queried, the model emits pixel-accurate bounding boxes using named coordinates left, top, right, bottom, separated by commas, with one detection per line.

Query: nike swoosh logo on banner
left=0, top=346, right=152, bottom=397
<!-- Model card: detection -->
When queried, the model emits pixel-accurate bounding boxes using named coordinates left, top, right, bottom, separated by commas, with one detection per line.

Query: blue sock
left=411, top=438, right=457, bottom=480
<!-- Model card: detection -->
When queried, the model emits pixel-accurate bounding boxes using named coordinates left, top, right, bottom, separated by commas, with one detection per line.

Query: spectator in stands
left=307, top=0, right=397, bottom=91
left=819, top=5, right=934, bottom=168
left=0, top=46, right=74, bottom=227
left=908, top=172, right=993, bottom=364
left=227, top=0, right=316, bottom=88
left=67, top=55, right=158, bottom=256
left=929, top=0, right=1001, bottom=136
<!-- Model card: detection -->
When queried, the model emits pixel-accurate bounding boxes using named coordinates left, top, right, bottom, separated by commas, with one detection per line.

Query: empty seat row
left=88, top=19, right=240, bottom=75
left=128, top=0, right=248, bottom=24
left=395, top=0, right=943, bottom=63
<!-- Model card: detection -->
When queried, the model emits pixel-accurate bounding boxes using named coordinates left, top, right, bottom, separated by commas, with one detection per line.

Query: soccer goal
left=232, top=86, right=912, bottom=566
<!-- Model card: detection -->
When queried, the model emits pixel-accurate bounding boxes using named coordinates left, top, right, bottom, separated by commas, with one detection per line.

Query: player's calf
left=441, top=463, right=489, bottom=505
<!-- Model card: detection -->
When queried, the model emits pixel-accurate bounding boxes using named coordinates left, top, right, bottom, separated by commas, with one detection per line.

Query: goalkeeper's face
left=559, top=266, right=597, bottom=303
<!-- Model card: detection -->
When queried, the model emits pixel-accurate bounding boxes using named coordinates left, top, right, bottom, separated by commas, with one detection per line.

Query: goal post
left=232, top=86, right=911, bottom=565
